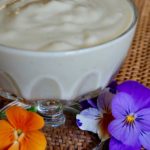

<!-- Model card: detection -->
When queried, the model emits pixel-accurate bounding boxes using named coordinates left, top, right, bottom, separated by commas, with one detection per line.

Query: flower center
left=14, top=129, right=25, bottom=142
left=126, top=115, right=135, bottom=123
left=99, top=112, right=114, bottom=140
left=17, top=129, right=22, bottom=136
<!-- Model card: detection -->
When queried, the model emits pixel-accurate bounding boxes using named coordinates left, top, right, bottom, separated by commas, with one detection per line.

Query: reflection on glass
left=37, top=99, right=66, bottom=127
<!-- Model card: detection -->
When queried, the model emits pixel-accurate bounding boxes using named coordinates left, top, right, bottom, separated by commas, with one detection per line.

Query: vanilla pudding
left=0, top=0, right=137, bottom=100
left=0, top=0, right=134, bottom=51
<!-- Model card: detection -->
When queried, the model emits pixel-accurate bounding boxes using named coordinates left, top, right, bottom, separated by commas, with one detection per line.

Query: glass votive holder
left=37, top=99, right=66, bottom=127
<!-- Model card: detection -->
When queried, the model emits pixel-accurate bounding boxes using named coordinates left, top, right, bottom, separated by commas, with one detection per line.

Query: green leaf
left=0, top=111, right=6, bottom=119
left=27, top=106, right=37, bottom=112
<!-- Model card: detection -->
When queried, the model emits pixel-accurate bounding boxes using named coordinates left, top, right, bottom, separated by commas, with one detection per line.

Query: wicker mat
left=116, top=0, right=150, bottom=86
left=43, top=112, right=100, bottom=150
left=44, top=0, right=150, bottom=149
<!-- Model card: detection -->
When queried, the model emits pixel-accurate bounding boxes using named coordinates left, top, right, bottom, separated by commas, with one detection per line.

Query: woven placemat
left=44, top=0, right=150, bottom=149
left=43, top=112, right=100, bottom=150
left=116, top=0, right=150, bottom=86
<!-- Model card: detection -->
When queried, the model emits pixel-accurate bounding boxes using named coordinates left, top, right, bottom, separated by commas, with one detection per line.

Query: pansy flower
left=117, top=80, right=150, bottom=109
left=76, top=88, right=114, bottom=141
left=0, top=106, right=47, bottom=150
left=109, top=81, right=150, bottom=150
left=77, top=80, right=150, bottom=150
left=79, top=97, right=97, bottom=110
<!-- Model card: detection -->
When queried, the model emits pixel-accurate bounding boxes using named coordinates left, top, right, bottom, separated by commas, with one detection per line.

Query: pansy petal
left=87, top=99, right=97, bottom=108
left=8, top=141, right=19, bottom=150
left=98, top=128, right=109, bottom=141
left=76, top=108, right=99, bottom=133
left=139, top=131, right=150, bottom=150
left=136, top=108, right=150, bottom=131
left=80, top=98, right=97, bottom=110
left=98, top=112, right=114, bottom=141
left=6, top=106, right=29, bottom=129
left=97, top=88, right=114, bottom=113
left=117, top=80, right=150, bottom=108
left=0, top=120, right=14, bottom=150
left=6, top=106, right=44, bottom=132
left=111, top=92, right=137, bottom=118
left=20, top=131, right=46, bottom=150
left=138, top=97, right=150, bottom=110
left=23, top=111, right=44, bottom=131
left=76, top=115, right=99, bottom=133
left=109, top=137, right=140, bottom=150
left=107, top=81, right=118, bottom=94
left=108, top=119, right=141, bottom=147
left=80, top=108, right=99, bottom=119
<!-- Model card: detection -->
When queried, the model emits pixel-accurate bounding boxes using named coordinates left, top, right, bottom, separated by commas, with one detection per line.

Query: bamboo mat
left=116, top=0, right=150, bottom=86
left=44, top=0, right=150, bottom=149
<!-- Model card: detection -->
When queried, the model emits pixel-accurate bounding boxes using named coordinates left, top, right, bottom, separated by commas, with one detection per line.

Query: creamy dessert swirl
left=0, top=0, right=134, bottom=51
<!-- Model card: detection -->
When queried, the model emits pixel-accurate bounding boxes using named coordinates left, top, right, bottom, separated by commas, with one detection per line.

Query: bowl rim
left=0, top=0, right=138, bottom=56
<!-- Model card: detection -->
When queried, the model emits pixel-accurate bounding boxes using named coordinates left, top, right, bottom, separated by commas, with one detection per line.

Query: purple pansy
left=76, top=107, right=99, bottom=133
left=117, top=80, right=150, bottom=109
left=77, top=80, right=150, bottom=150
left=139, top=131, right=150, bottom=150
left=109, top=81, right=150, bottom=149
left=80, top=98, right=97, bottom=110
left=76, top=88, right=114, bottom=140
left=107, top=80, right=118, bottom=94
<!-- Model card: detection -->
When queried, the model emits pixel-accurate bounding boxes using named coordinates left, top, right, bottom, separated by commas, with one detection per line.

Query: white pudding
left=0, top=0, right=133, bottom=51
